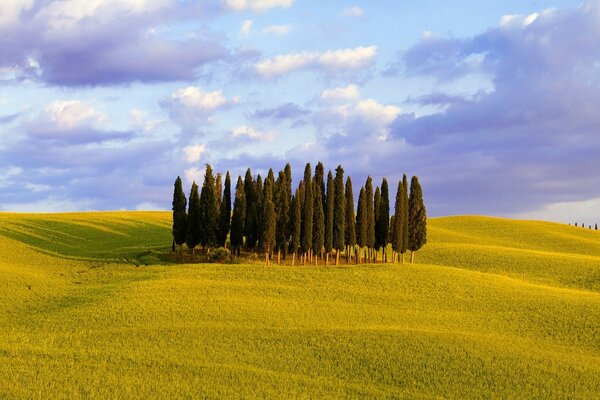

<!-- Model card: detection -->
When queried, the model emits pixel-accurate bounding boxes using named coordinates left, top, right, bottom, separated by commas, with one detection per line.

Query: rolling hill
left=0, top=212, right=598, bottom=398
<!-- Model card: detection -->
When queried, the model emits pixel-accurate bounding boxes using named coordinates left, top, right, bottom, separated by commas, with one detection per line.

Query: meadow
left=0, top=212, right=598, bottom=398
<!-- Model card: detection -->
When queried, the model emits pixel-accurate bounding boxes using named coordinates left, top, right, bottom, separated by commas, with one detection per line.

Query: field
left=0, top=212, right=599, bottom=398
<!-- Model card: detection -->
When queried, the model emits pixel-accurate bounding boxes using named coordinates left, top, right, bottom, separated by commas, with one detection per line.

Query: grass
left=0, top=212, right=599, bottom=398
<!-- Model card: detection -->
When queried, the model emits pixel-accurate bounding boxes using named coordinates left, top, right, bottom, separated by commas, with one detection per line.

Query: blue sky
left=1, top=0, right=598, bottom=223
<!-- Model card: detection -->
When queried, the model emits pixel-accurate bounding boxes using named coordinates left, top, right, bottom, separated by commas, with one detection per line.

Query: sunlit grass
left=0, top=212, right=599, bottom=398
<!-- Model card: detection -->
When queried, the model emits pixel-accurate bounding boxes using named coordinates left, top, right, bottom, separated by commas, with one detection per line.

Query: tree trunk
left=335, top=250, right=340, bottom=266
left=410, top=251, right=414, bottom=263
left=292, top=252, right=296, bottom=266
left=266, top=252, right=270, bottom=266
left=278, top=249, right=281, bottom=265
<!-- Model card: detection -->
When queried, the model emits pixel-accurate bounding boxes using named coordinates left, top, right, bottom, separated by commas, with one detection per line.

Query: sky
left=0, top=0, right=598, bottom=223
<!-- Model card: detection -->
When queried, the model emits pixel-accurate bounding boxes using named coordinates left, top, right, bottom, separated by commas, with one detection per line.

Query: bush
left=209, top=247, right=231, bottom=263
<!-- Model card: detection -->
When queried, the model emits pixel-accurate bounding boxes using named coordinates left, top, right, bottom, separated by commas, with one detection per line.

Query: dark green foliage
left=401, top=174, right=409, bottom=255
left=209, top=247, right=230, bottom=262
left=230, top=176, right=246, bottom=255
left=243, top=169, right=254, bottom=241
left=312, top=174, right=325, bottom=255
left=374, top=186, right=381, bottom=250
left=276, top=171, right=290, bottom=253
left=292, top=183, right=303, bottom=255
left=248, top=175, right=263, bottom=251
left=333, top=165, right=346, bottom=251
left=408, top=176, right=427, bottom=253
left=325, top=171, right=334, bottom=254
left=199, top=165, right=218, bottom=248
left=284, top=163, right=293, bottom=240
left=261, top=179, right=277, bottom=256
left=217, top=171, right=232, bottom=247
left=345, top=177, right=356, bottom=247
left=376, top=178, right=390, bottom=251
left=215, top=173, right=223, bottom=211
left=314, top=162, right=326, bottom=211
left=356, top=187, right=367, bottom=249
left=185, top=182, right=201, bottom=251
left=266, top=168, right=276, bottom=200
left=301, top=164, right=313, bottom=254
left=365, top=177, right=375, bottom=249
left=391, top=181, right=403, bottom=253
left=172, top=176, right=187, bottom=247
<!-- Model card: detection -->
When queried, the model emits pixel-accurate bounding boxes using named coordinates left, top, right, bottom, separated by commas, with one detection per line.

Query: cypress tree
left=199, top=164, right=218, bottom=250
left=408, top=176, right=427, bottom=263
left=365, top=177, right=375, bottom=262
left=377, top=178, right=390, bottom=262
left=217, top=171, right=232, bottom=247
left=215, top=173, right=223, bottom=211
left=243, top=168, right=254, bottom=247
left=292, top=182, right=303, bottom=265
left=373, top=186, right=381, bottom=261
left=400, top=175, right=409, bottom=262
left=391, top=180, right=403, bottom=263
left=172, top=176, right=187, bottom=252
left=345, top=177, right=356, bottom=263
left=596, top=223, right=598, bottom=230
left=252, top=175, right=264, bottom=251
left=333, top=165, right=346, bottom=265
left=185, top=182, right=201, bottom=255
left=355, top=187, right=367, bottom=263
left=284, top=163, right=293, bottom=255
left=276, top=171, right=290, bottom=264
left=261, top=179, right=276, bottom=265
left=301, top=164, right=313, bottom=264
left=325, top=170, right=334, bottom=264
left=230, top=176, right=245, bottom=256
left=315, top=162, right=326, bottom=211
left=312, top=174, right=325, bottom=264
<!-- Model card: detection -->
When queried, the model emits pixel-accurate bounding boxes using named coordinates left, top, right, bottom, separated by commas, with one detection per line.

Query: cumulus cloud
left=255, top=46, right=377, bottom=78
left=320, top=84, right=361, bottom=101
left=226, top=0, right=294, bottom=12
left=183, top=144, right=207, bottom=164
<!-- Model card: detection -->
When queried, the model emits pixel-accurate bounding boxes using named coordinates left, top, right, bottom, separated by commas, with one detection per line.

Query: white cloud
left=355, top=99, right=401, bottom=125
left=44, top=100, right=107, bottom=130
left=0, top=196, right=93, bottom=212
left=183, top=144, right=207, bottom=163
left=255, top=46, right=377, bottom=78
left=170, top=87, right=228, bottom=111
left=226, top=0, right=294, bottom=12
left=129, top=109, right=163, bottom=133
left=320, top=84, right=360, bottom=101
left=262, top=24, right=291, bottom=35
left=185, top=167, right=203, bottom=184
left=163, top=87, right=236, bottom=131
left=239, top=19, right=253, bottom=37
left=231, top=125, right=275, bottom=141
left=510, top=197, right=600, bottom=224
left=0, top=0, right=35, bottom=28
left=342, top=6, right=363, bottom=17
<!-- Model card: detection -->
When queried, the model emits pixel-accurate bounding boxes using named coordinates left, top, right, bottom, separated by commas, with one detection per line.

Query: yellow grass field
left=0, top=212, right=598, bottom=398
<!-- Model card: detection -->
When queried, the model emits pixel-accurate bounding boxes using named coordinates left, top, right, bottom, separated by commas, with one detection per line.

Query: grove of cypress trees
left=400, top=174, right=409, bottom=263
left=199, top=164, right=218, bottom=250
left=345, top=176, right=356, bottom=263
left=377, top=178, right=390, bottom=262
left=333, top=165, right=346, bottom=265
left=185, top=182, right=201, bottom=255
left=217, top=171, right=231, bottom=247
left=365, top=177, right=375, bottom=262
left=312, top=174, right=325, bottom=264
left=325, top=170, right=334, bottom=265
left=172, top=176, right=187, bottom=252
left=408, top=176, right=427, bottom=263
left=230, top=176, right=245, bottom=256
left=356, top=186, right=367, bottom=263
left=262, top=179, right=276, bottom=265
left=275, top=171, right=290, bottom=264
left=373, top=186, right=381, bottom=261
left=301, top=164, right=313, bottom=264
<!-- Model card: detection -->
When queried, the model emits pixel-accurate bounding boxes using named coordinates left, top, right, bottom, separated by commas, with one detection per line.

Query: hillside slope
left=0, top=212, right=598, bottom=399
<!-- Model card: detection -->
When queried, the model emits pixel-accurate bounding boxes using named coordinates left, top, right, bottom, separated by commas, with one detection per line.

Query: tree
left=230, top=176, right=245, bottom=256
left=408, top=176, right=427, bottom=263
left=261, top=179, right=277, bottom=265
left=596, top=223, right=598, bottom=230
left=377, top=178, right=390, bottom=262
left=324, top=170, right=335, bottom=264
left=312, top=174, right=325, bottom=264
left=400, top=174, right=409, bottom=263
left=217, top=171, right=232, bottom=247
left=355, top=187, right=367, bottom=263
left=284, top=163, right=293, bottom=256
left=373, top=186, right=381, bottom=261
left=185, top=182, right=201, bottom=255
left=291, top=182, right=303, bottom=265
left=365, top=177, right=375, bottom=262
left=345, top=176, right=356, bottom=263
left=315, top=162, right=326, bottom=211
left=301, top=164, right=313, bottom=264
left=266, top=168, right=276, bottom=200
left=172, top=176, right=187, bottom=252
left=243, top=169, right=254, bottom=245
left=199, top=164, right=218, bottom=250
left=391, top=180, right=403, bottom=263
left=215, top=173, right=223, bottom=210
left=333, top=165, right=346, bottom=265
left=251, top=175, right=263, bottom=251
left=275, top=171, right=290, bottom=264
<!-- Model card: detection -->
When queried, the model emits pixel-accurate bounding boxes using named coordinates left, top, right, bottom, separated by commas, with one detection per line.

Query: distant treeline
left=172, top=163, right=426, bottom=265
left=571, top=222, right=598, bottom=230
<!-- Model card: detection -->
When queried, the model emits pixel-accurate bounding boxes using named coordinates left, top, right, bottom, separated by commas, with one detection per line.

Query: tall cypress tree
left=312, top=174, right=325, bottom=263
left=333, top=165, right=346, bottom=265
left=217, top=171, right=231, bottom=247
left=251, top=175, right=263, bottom=251
left=315, top=162, right=326, bottom=211
left=373, top=186, right=381, bottom=259
left=243, top=168, right=254, bottom=247
left=344, top=176, right=356, bottom=263
left=377, top=178, right=390, bottom=262
left=185, top=182, right=201, bottom=255
left=230, top=176, right=245, bottom=256
left=215, top=173, right=223, bottom=211
left=408, top=176, right=427, bottom=263
left=275, top=171, right=290, bottom=263
left=284, top=163, right=293, bottom=253
left=301, top=164, right=313, bottom=263
left=172, top=176, right=187, bottom=251
left=199, top=164, right=218, bottom=249
left=400, top=174, right=409, bottom=262
left=355, top=187, right=367, bottom=263
left=291, top=182, right=303, bottom=265
left=365, top=177, right=375, bottom=262
left=391, top=180, right=404, bottom=263
left=261, top=179, right=276, bottom=265
left=324, top=170, right=334, bottom=263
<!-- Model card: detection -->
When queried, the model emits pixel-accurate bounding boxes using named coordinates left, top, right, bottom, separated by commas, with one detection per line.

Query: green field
left=0, top=212, right=599, bottom=398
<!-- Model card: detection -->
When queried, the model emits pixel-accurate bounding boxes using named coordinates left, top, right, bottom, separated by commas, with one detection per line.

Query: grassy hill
left=0, top=212, right=598, bottom=398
